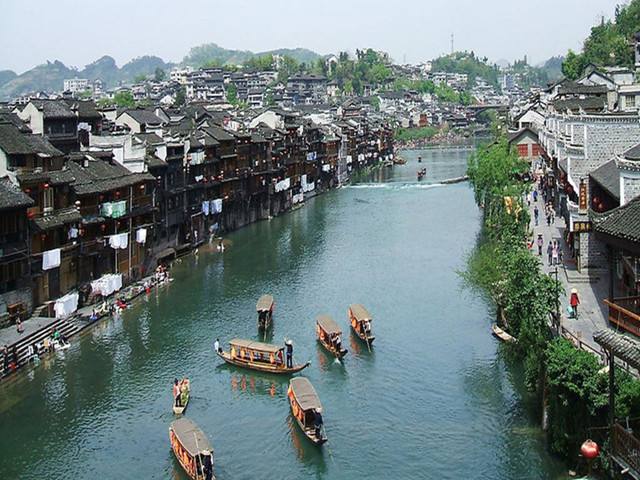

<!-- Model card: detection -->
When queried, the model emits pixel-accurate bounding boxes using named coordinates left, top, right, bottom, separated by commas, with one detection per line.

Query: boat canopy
left=316, top=315, right=341, bottom=335
left=229, top=338, right=282, bottom=354
left=349, top=304, right=372, bottom=322
left=256, top=294, right=274, bottom=312
left=290, top=377, right=322, bottom=412
left=170, top=418, right=213, bottom=457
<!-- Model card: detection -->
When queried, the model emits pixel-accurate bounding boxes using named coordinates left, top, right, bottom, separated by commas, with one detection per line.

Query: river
left=0, top=147, right=567, bottom=479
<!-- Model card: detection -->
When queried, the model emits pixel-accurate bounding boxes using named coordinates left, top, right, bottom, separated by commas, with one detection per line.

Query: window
left=626, top=95, right=636, bottom=108
left=43, top=187, right=54, bottom=212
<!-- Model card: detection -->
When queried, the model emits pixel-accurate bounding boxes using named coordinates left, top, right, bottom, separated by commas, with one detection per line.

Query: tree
left=134, top=74, right=147, bottom=83
left=154, top=67, right=166, bottom=81
left=175, top=87, right=186, bottom=107
left=113, top=91, right=135, bottom=108
left=226, top=83, right=238, bottom=104
left=562, top=50, right=588, bottom=80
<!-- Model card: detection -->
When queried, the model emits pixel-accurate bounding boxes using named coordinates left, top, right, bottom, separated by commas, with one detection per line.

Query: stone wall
left=579, top=231, right=608, bottom=271
left=0, top=286, right=33, bottom=328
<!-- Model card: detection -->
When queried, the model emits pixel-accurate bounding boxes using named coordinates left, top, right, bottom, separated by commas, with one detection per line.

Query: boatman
left=173, top=378, right=181, bottom=407
left=313, top=408, right=323, bottom=439
left=214, top=338, right=221, bottom=354
left=201, top=449, right=214, bottom=480
left=285, top=340, right=293, bottom=368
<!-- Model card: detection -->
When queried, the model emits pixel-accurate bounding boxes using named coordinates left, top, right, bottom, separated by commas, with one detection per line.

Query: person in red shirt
left=570, top=288, right=580, bottom=318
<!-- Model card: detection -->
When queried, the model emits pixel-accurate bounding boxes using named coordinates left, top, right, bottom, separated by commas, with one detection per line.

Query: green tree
left=134, top=74, right=147, bottom=83
left=113, top=90, right=135, bottom=108
left=175, top=87, right=186, bottom=107
left=154, top=67, right=166, bottom=81
left=226, top=83, right=238, bottom=104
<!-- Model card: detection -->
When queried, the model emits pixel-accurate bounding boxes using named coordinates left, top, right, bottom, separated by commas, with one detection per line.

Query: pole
left=114, top=221, right=118, bottom=273
left=609, top=348, right=615, bottom=430
left=128, top=187, right=133, bottom=280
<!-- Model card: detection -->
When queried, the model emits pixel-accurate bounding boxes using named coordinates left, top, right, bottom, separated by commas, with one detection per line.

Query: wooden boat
left=288, top=377, right=327, bottom=445
left=169, top=417, right=215, bottom=480
left=173, top=380, right=190, bottom=415
left=217, top=338, right=310, bottom=374
left=491, top=323, right=517, bottom=343
left=256, top=294, right=274, bottom=331
left=316, top=315, right=347, bottom=359
left=348, top=304, right=375, bottom=345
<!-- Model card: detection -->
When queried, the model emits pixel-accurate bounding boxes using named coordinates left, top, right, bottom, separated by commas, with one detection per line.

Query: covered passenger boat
left=288, top=377, right=327, bottom=445
left=348, top=304, right=375, bottom=345
left=256, top=294, right=275, bottom=331
left=217, top=338, right=309, bottom=374
left=316, top=315, right=347, bottom=359
left=169, top=417, right=215, bottom=480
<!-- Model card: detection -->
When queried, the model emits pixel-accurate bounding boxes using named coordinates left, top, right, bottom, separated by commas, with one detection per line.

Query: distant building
left=63, top=78, right=89, bottom=93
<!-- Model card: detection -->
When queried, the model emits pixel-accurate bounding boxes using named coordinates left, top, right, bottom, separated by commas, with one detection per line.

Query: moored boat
left=256, top=294, right=274, bottom=331
left=217, top=338, right=310, bottom=374
left=169, top=417, right=215, bottom=480
left=316, top=315, right=347, bottom=359
left=491, top=323, right=517, bottom=343
left=348, top=304, right=375, bottom=345
left=288, top=377, right=327, bottom=445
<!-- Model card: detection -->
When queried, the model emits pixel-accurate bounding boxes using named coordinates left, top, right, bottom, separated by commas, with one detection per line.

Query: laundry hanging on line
left=42, top=248, right=61, bottom=271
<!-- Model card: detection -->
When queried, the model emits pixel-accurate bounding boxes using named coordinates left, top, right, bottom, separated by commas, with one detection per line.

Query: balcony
left=611, top=423, right=640, bottom=477
left=604, top=297, right=640, bottom=337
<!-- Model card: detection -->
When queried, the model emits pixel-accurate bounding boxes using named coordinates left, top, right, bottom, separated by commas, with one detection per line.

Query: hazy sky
left=0, top=0, right=623, bottom=73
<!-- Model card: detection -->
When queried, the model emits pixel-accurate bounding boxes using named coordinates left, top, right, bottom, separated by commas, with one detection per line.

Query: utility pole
left=451, top=33, right=454, bottom=55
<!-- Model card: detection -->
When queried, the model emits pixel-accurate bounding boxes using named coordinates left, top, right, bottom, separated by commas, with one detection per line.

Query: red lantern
left=27, top=210, right=35, bottom=219
left=43, top=183, right=49, bottom=189
left=598, top=202, right=605, bottom=212
left=100, top=224, right=106, bottom=231
left=580, top=440, right=599, bottom=460
left=115, top=191, right=121, bottom=198
left=592, top=197, right=600, bottom=206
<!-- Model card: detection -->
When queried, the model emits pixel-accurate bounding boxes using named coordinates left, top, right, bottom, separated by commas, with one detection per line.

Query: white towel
left=42, top=248, right=61, bottom=270
left=136, top=228, right=147, bottom=244
left=54, top=292, right=79, bottom=318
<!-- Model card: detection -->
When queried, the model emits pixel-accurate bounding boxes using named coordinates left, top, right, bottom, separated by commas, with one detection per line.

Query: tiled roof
left=0, top=177, right=34, bottom=211
left=593, top=196, right=640, bottom=243
left=146, top=154, right=168, bottom=169
left=30, top=99, right=76, bottom=119
left=64, top=99, right=101, bottom=119
left=623, top=143, right=640, bottom=161
left=593, top=329, right=640, bottom=370
left=204, top=126, right=235, bottom=142
left=121, top=109, right=163, bottom=125
left=32, top=206, right=82, bottom=231
left=552, top=97, right=606, bottom=113
left=557, top=82, right=608, bottom=96
left=66, top=155, right=154, bottom=196
left=0, top=123, right=62, bottom=156
left=589, top=159, right=620, bottom=201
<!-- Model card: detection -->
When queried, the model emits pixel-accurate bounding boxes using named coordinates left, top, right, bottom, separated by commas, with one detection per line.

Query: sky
left=0, top=0, right=624, bottom=73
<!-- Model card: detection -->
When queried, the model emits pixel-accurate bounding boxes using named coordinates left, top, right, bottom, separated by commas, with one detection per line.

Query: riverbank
left=465, top=137, right=640, bottom=478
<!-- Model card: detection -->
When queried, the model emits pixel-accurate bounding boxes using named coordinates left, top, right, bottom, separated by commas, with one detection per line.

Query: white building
left=63, top=78, right=89, bottom=93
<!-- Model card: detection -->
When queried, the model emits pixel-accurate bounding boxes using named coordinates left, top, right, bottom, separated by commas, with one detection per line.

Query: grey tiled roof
left=589, top=159, right=620, bottom=201
left=553, top=97, right=606, bottom=113
left=623, top=143, right=640, bottom=161
left=66, top=156, right=154, bottom=196
left=593, top=329, right=640, bottom=370
left=0, top=177, right=34, bottom=211
left=121, top=109, right=163, bottom=125
left=593, top=196, right=640, bottom=243
left=30, top=99, right=76, bottom=119
left=0, top=123, right=62, bottom=156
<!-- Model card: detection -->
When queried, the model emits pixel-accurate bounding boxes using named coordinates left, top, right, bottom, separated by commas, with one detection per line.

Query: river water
left=0, top=147, right=567, bottom=479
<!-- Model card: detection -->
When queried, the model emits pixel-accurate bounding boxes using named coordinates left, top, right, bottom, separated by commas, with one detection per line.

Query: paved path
left=0, top=316, right=60, bottom=349
left=528, top=190, right=609, bottom=357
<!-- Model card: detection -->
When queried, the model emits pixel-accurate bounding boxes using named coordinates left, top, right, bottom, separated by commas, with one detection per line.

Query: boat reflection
left=229, top=372, right=285, bottom=398
left=287, top=416, right=328, bottom=472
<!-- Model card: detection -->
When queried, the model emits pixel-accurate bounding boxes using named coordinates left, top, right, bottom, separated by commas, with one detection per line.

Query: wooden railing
left=612, top=423, right=640, bottom=475
left=604, top=298, right=640, bottom=337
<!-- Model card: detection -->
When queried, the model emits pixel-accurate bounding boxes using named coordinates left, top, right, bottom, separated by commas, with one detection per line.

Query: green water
left=0, top=147, right=567, bottom=479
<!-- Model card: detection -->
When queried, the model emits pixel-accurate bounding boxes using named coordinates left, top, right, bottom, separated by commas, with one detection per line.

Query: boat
left=256, top=294, right=274, bottom=331
left=417, top=168, right=427, bottom=181
left=288, top=377, right=327, bottom=445
left=173, top=379, right=190, bottom=415
left=217, top=338, right=310, bottom=374
left=348, top=304, right=375, bottom=345
left=316, top=315, right=348, bottom=359
left=169, top=417, right=215, bottom=480
left=491, top=323, right=517, bottom=343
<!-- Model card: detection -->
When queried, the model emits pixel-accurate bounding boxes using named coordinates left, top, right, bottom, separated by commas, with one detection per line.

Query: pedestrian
left=570, top=288, right=580, bottom=318
left=534, top=206, right=539, bottom=226
left=551, top=205, right=556, bottom=224
left=16, top=318, right=24, bottom=334
left=537, top=234, right=544, bottom=256
left=558, top=244, right=564, bottom=264
left=533, top=190, right=538, bottom=202
left=547, top=241, right=553, bottom=266
left=552, top=241, right=559, bottom=266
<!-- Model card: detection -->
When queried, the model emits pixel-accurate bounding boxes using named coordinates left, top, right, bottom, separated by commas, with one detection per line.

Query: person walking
left=552, top=241, right=559, bottom=266
left=547, top=241, right=553, bottom=266
left=533, top=190, right=538, bottom=203
left=537, top=234, right=544, bottom=256
left=533, top=206, right=539, bottom=226
left=570, top=288, right=580, bottom=318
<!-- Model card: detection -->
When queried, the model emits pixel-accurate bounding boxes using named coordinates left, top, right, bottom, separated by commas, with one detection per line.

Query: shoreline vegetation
left=464, top=136, right=640, bottom=475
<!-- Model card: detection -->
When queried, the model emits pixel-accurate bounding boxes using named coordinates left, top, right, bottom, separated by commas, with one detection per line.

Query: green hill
left=182, top=43, right=322, bottom=67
